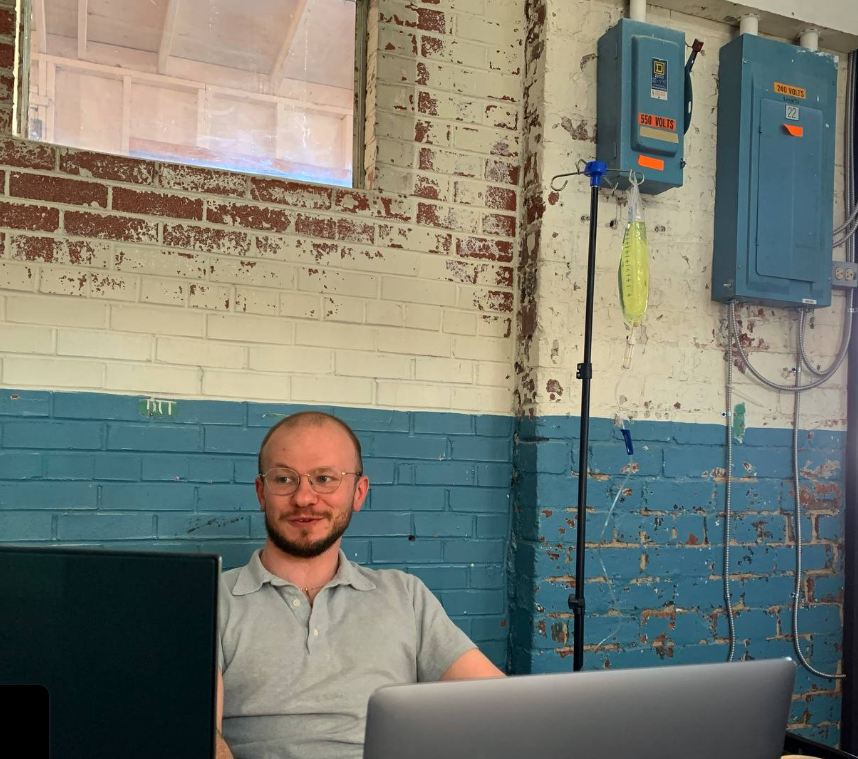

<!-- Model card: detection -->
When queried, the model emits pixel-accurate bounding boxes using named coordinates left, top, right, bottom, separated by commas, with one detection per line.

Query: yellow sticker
left=774, top=82, right=806, bottom=99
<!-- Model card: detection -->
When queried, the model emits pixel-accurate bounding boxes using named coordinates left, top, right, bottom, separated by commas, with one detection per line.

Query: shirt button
left=313, top=629, right=319, bottom=636
left=292, top=599, right=301, bottom=607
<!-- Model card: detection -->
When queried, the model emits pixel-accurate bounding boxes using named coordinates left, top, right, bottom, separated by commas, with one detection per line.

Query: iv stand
left=551, top=160, right=607, bottom=672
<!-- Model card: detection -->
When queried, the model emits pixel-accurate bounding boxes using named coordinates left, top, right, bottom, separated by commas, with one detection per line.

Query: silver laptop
left=364, top=658, right=796, bottom=759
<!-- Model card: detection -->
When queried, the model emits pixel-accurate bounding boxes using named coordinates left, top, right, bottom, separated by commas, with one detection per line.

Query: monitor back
left=0, top=546, right=219, bottom=759
left=364, top=658, right=796, bottom=759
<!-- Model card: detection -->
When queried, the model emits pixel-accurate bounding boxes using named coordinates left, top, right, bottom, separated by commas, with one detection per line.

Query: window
left=23, top=0, right=366, bottom=187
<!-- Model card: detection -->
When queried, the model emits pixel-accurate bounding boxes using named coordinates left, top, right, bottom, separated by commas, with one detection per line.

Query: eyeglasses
left=259, top=466, right=362, bottom=495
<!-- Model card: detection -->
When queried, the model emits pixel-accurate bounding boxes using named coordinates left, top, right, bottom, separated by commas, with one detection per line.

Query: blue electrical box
left=712, top=34, right=837, bottom=308
left=597, top=19, right=686, bottom=194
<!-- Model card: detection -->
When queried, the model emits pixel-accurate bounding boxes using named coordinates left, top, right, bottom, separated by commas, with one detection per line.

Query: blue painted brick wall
left=511, top=414, right=845, bottom=745
left=0, top=390, right=514, bottom=670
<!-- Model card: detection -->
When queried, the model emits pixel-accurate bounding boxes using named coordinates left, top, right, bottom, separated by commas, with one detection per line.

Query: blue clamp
left=620, top=428, right=634, bottom=456
left=584, top=161, right=608, bottom=188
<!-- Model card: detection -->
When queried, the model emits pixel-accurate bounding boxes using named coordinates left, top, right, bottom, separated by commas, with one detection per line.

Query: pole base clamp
left=568, top=595, right=586, bottom=613
left=576, top=362, right=592, bottom=380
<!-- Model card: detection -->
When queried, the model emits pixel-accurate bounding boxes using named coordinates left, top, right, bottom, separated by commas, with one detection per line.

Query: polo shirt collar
left=231, top=548, right=375, bottom=596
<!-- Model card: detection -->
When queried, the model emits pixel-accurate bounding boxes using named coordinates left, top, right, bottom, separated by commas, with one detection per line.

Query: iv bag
left=618, top=175, right=648, bottom=327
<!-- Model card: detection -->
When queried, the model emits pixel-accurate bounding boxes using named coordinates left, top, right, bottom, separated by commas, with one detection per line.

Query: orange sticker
left=638, top=113, right=677, bottom=131
left=784, top=124, right=804, bottom=137
left=638, top=155, right=664, bottom=171
left=774, top=82, right=806, bottom=99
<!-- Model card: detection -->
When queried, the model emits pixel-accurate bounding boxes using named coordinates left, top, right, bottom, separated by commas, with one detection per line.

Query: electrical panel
left=712, top=34, right=837, bottom=308
left=597, top=19, right=686, bottom=195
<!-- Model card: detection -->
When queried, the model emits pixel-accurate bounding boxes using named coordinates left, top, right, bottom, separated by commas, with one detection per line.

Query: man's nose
left=291, top=474, right=318, bottom=505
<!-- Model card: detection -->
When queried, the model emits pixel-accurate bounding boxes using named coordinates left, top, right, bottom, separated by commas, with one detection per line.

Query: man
left=217, top=411, right=504, bottom=759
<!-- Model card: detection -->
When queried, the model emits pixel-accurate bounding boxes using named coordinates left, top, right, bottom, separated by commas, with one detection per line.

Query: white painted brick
left=0, top=324, right=54, bottom=354
left=57, top=329, right=152, bottom=361
left=443, top=309, right=478, bottom=335
left=451, top=385, right=512, bottom=413
left=110, top=305, right=204, bottom=337
left=404, top=304, right=443, bottom=331
left=415, top=357, right=473, bottom=383
left=280, top=291, right=322, bottom=319
left=114, top=245, right=206, bottom=279
left=454, top=13, right=522, bottom=47
left=452, top=334, right=512, bottom=361
left=248, top=345, right=333, bottom=374
left=292, top=375, right=374, bottom=404
left=105, top=363, right=201, bottom=395
left=141, top=277, right=188, bottom=307
left=39, top=268, right=90, bottom=298
left=88, top=272, right=140, bottom=302
left=296, top=322, right=376, bottom=351
left=207, top=314, right=294, bottom=345
left=377, top=111, right=422, bottom=144
left=4, top=356, right=103, bottom=388
left=202, top=370, right=290, bottom=400
left=7, top=295, right=108, bottom=328
left=322, top=295, right=365, bottom=323
left=377, top=380, right=452, bottom=409
left=235, top=287, right=279, bottom=316
left=376, top=224, right=452, bottom=257
left=477, top=314, right=512, bottom=338
left=366, top=300, right=404, bottom=327
left=157, top=337, right=247, bottom=369
left=208, top=258, right=295, bottom=288
left=335, top=350, right=412, bottom=379
left=298, top=268, right=378, bottom=298
left=0, top=262, right=37, bottom=292
left=378, top=327, right=451, bottom=357
left=189, top=283, right=234, bottom=312
left=476, top=360, right=514, bottom=388
left=381, top=276, right=458, bottom=307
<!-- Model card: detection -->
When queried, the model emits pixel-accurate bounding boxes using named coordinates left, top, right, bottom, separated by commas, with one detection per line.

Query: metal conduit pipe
left=739, top=15, right=759, bottom=36
left=799, top=29, right=820, bottom=51
left=629, top=0, right=646, bottom=23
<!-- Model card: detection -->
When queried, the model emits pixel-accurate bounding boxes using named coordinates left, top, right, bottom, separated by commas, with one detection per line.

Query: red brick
left=0, top=7, right=14, bottom=37
left=0, top=201, right=60, bottom=231
left=485, top=186, right=517, bottom=211
left=113, top=187, right=203, bottom=220
left=163, top=223, right=252, bottom=255
left=64, top=211, right=158, bottom=242
left=416, top=8, right=445, bottom=32
left=376, top=196, right=412, bottom=222
left=10, top=172, right=107, bottom=208
left=295, top=213, right=336, bottom=239
left=496, top=266, right=514, bottom=288
left=416, top=202, right=478, bottom=233
left=417, top=92, right=438, bottom=116
left=0, top=138, right=55, bottom=170
left=416, top=62, right=430, bottom=85
left=10, top=235, right=109, bottom=266
left=0, top=72, right=13, bottom=101
left=413, top=175, right=441, bottom=200
left=60, top=150, right=155, bottom=185
left=483, top=212, right=516, bottom=238
left=336, top=218, right=375, bottom=244
left=474, top=289, right=514, bottom=313
left=0, top=41, right=13, bottom=70
left=251, top=178, right=332, bottom=210
left=159, top=164, right=246, bottom=197
left=485, top=160, right=520, bottom=186
left=335, top=189, right=371, bottom=214
left=421, top=37, right=444, bottom=59
left=0, top=107, right=11, bottom=134
left=206, top=200, right=291, bottom=232
left=456, top=236, right=513, bottom=263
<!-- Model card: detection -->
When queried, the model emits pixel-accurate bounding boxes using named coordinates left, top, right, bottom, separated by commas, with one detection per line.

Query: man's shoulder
left=349, top=562, right=426, bottom=597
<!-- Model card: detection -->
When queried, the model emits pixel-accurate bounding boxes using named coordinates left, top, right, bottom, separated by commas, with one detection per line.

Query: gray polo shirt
left=219, top=549, right=476, bottom=759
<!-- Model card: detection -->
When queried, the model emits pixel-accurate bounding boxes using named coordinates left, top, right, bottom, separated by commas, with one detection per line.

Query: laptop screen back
left=0, top=546, right=219, bottom=759
left=364, top=659, right=796, bottom=759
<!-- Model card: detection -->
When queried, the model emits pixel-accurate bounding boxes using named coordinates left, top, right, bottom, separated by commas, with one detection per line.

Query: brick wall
left=0, top=389, right=513, bottom=666
left=0, top=0, right=523, bottom=414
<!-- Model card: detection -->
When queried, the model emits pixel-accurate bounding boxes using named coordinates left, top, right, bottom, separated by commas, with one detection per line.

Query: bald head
left=257, top=412, right=363, bottom=475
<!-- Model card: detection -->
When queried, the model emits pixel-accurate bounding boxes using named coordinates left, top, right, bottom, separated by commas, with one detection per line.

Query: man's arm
left=439, top=648, right=505, bottom=680
left=216, top=670, right=235, bottom=759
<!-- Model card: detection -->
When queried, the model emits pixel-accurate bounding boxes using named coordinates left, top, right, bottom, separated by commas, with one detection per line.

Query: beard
left=264, top=502, right=354, bottom=559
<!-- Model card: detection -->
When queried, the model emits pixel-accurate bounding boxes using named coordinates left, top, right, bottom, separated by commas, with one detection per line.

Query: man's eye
left=274, top=475, right=296, bottom=484
left=314, top=475, right=334, bottom=484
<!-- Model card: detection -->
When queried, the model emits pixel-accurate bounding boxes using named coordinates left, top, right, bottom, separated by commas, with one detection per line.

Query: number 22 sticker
left=786, top=105, right=800, bottom=121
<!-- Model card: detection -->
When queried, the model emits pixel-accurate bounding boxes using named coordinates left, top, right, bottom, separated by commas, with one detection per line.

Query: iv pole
left=551, top=160, right=607, bottom=672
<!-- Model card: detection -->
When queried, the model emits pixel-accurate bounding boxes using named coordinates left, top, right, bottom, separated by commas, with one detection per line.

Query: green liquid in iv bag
left=618, top=220, right=649, bottom=326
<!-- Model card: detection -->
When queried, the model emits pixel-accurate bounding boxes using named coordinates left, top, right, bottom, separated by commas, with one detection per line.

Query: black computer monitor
left=0, top=546, right=219, bottom=758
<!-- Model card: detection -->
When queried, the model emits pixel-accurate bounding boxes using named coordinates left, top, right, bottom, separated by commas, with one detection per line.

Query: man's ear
left=352, top=475, right=369, bottom=513
left=255, top=476, right=266, bottom=511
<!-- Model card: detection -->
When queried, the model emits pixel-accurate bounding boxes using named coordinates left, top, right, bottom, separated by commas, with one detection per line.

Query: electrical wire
left=724, top=317, right=737, bottom=663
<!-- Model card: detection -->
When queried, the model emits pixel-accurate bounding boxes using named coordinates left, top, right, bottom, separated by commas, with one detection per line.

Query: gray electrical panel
left=712, top=34, right=837, bottom=308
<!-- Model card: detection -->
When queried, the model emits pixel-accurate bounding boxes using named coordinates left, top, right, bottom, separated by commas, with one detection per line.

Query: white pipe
left=629, top=0, right=646, bottom=22
left=799, top=29, right=820, bottom=50
left=739, top=15, right=759, bottom=36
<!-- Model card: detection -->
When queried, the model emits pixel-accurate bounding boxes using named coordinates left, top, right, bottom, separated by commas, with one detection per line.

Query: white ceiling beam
left=77, top=0, right=87, bottom=60
left=33, top=0, right=48, bottom=54
left=158, top=0, right=181, bottom=75
left=267, top=0, right=309, bottom=96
